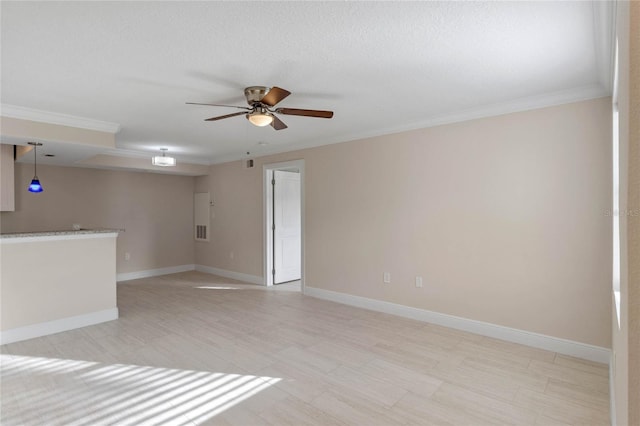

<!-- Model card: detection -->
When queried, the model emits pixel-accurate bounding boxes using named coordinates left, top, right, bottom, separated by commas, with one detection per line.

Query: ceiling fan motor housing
left=244, top=86, right=270, bottom=105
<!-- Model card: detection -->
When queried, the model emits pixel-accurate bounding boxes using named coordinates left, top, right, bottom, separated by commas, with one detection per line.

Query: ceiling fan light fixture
left=247, top=110, right=274, bottom=127
left=152, top=148, right=176, bottom=167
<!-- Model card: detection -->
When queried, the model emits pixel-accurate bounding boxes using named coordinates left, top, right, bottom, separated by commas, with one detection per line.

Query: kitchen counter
left=1, top=228, right=123, bottom=241
left=0, top=229, right=121, bottom=344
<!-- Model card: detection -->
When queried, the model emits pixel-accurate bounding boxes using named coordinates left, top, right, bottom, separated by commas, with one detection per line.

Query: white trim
left=0, top=232, right=119, bottom=244
left=366, top=85, right=608, bottom=140
left=209, top=87, right=609, bottom=165
left=264, top=168, right=274, bottom=287
left=263, top=160, right=305, bottom=290
left=0, top=308, right=118, bottom=345
left=195, top=265, right=263, bottom=285
left=304, top=287, right=611, bottom=364
left=609, top=354, right=617, bottom=426
left=117, top=264, right=195, bottom=282
left=1, top=104, right=121, bottom=134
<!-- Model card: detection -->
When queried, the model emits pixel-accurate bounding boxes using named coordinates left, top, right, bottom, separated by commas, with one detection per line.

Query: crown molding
left=0, top=104, right=121, bottom=134
left=210, top=84, right=610, bottom=165
left=371, top=84, right=610, bottom=137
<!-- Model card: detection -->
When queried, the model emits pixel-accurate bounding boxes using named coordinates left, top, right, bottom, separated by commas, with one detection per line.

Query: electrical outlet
left=125, top=252, right=131, bottom=261
left=415, top=276, right=423, bottom=288
left=230, top=251, right=235, bottom=260
left=383, top=272, right=391, bottom=283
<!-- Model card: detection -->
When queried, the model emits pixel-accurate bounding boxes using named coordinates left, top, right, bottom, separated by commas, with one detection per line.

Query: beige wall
left=195, top=97, right=612, bottom=348
left=1, top=164, right=195, bottom=273
left=194, top=161, right=265, bottom=274
left=0, top=144, right=15, bottom=211
left=1, top=235, right=117, bottom=331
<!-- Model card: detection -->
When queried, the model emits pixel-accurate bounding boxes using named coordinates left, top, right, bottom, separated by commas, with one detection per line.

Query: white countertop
left=0, top=228, right=123, bottom=242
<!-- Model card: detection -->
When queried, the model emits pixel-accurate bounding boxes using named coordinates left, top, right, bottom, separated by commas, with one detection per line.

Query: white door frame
left=263, top=159, right=305, bottom=289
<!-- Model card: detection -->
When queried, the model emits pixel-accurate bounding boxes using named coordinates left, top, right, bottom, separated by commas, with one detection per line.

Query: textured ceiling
left=0, top=1, right=612, bottom=166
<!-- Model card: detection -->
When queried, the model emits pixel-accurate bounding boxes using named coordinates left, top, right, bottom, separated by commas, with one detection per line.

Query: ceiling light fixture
left=27, top=142, right=44, bottom=193
left=247, top=108, right=274, bottom=127
left=152, top=148, right=176, bottom=167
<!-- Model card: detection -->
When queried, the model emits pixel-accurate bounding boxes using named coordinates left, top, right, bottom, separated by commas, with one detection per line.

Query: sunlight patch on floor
left=0, top=354, right=280, bottom=425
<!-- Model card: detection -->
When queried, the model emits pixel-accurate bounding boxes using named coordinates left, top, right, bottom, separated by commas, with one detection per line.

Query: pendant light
left=27, top=142, right=43, bottom=193
left=152, top=148, right=176, bottom=167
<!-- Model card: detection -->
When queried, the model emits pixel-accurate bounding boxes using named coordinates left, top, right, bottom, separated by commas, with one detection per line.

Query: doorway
left=264, top=160, right=304, bottom=290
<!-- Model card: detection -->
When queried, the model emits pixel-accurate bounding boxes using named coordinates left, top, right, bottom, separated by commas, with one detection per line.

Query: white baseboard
left=116, top=264, right=263, bottom=285
left=117, top=264, right=195, bottom=282
left=195, top=265, right=264, bottom=285
left=304, top=287, right=611, bottom=364
left=0, top=308, right=119, bottom=345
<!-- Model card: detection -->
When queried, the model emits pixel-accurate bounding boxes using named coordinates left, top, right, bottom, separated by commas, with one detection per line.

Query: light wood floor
left=1, top=271, right=610, bottom=425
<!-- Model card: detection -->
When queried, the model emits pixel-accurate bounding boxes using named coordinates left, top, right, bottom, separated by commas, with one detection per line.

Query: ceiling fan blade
left=259, top=87, right=291, bottom=107
left=275, top=108, right=334, bottom=119
left=205, top=111, right=247, bottom=121
left=271, top=115, right=288, bottom=131
left=186, top=102, right=250, bottom=110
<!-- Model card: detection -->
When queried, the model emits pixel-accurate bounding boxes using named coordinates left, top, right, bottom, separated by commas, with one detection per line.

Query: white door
left=273, top=170, right=301, bottom=284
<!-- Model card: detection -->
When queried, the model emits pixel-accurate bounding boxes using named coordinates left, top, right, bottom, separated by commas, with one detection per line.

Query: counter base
left=0, top=308, right=119, bottom=345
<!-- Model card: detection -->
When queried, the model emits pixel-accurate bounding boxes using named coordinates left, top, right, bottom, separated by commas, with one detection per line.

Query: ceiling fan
left=187, top=86, right=333, bottom=130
